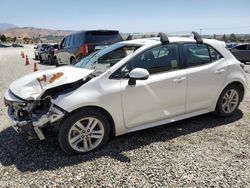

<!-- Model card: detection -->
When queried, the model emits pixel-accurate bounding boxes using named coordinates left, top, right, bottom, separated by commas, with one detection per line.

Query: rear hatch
left=85, top=30, right=123, bottom=53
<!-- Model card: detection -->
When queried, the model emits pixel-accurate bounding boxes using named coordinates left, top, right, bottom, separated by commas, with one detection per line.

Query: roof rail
left=158, top=32, right=169, bottom=45
left=192, top=31, right=203, bottom=44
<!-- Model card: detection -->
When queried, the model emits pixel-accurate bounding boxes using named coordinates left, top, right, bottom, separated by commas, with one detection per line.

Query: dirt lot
left=0, top=46, right=250, bottom=187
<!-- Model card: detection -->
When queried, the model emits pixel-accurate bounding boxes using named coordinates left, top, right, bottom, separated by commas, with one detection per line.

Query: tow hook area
left=14, top=121, right=45, bottom=140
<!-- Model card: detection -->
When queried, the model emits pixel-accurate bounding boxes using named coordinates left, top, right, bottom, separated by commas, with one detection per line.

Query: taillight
left=82, top=44, right=88, bottom=57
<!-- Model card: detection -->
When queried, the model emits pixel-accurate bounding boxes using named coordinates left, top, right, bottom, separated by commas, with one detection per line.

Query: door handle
left=214, top=69, right=225, bottom=74
left=173, top=77, right=186, bottom=83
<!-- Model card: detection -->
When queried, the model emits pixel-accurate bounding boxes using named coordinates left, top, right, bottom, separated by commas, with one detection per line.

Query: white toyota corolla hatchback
left=4, top=33, right=247, bottom=154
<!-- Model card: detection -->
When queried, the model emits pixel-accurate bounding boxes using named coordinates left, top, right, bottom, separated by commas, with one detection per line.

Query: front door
left=120, top=44, right=187, bottom=128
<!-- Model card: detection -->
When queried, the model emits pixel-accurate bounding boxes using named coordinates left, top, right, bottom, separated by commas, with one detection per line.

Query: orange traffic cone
left=21, top=51, right=23, bottom=57
left=25, top=55, right=29, bottom=65
left=22, top=52, right=25, bottom=58
left=34, top=63, right=38, bottom=72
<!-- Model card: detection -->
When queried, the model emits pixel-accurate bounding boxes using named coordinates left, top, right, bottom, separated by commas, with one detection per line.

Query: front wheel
left=58, top=110, right=110, bottom=155
left=215, top=85, right=242, bottom=116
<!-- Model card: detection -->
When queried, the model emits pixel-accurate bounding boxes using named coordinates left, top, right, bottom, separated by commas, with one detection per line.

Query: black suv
left=55, top=30, right=123, bottom=65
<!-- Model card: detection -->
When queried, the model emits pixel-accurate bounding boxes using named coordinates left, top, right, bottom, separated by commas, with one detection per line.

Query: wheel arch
left=61, top=105, right=116, bottom=137
left=70, top=56, right=75, bottom=64
left=223, top=81, right=245, bottom=102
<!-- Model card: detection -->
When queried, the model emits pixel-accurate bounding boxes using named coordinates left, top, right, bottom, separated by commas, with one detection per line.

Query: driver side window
left=120, top=44, right=180, bottom=77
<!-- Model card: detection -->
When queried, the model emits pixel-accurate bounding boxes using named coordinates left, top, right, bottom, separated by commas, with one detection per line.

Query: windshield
left=74, top=51, right=99, bottom=70
left=74, top=43, right=142, bottom=74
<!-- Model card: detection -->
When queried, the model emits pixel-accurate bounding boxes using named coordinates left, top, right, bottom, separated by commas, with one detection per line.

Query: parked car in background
left=34, top=44, right=49, bottom=60
left=0, top=43, right=9, bottom=48
left=226, top=42, right=237, bottom=49
left=40, top=44, right=59, bottom=65
left=12, top=43, right=23, bottom=48
left=229, top=43, right=250, bottom=63
left=4, top=33, right=247, bottom=154
left=55, top=30, right=123, bottom=65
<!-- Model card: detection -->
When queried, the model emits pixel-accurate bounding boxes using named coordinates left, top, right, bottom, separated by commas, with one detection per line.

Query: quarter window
left=208, top=46, right=223, bottom=61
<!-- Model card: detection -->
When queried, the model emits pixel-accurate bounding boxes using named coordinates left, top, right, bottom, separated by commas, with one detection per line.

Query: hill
left=0, top=23, right=17, bottom=31
left=1, top=27, right=74, bottom=38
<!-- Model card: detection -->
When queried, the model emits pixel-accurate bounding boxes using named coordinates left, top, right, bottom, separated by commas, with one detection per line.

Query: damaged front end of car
left=4, top=88, right=67, bottom=140
left=4, top=67, right=93, bottom=140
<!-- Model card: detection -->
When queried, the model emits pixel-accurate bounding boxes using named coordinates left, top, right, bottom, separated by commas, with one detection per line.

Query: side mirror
left=128, top=68, right=149, bottom=85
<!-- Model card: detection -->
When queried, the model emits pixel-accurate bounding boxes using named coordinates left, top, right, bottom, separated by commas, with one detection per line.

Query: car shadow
left=0, top=110, right=243, bottom=172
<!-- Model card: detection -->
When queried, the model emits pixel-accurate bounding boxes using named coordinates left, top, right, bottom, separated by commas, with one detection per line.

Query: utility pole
left=199, top=28, right=202, bottom=36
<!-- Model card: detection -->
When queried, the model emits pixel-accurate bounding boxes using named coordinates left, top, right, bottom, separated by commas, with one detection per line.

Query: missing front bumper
left=7, top=104, right=65, bottom=140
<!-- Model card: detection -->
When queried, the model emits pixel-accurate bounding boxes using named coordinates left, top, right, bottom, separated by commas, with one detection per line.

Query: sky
left=1, top=0, right=250, bottom=34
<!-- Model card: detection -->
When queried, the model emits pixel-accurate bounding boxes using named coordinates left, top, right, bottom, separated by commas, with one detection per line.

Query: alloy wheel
left=221, top=89, right=239, bottom=114
left=68, top=117, right=104, bottom=152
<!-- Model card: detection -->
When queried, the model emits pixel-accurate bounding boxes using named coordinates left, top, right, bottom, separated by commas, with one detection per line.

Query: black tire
left=48, top=56, right=52, bottom=65
left=58, top=109, right=110, bottom=155
left=214, top=84, right=242, bottom=116
left=70, top=57, right=76, bottom=65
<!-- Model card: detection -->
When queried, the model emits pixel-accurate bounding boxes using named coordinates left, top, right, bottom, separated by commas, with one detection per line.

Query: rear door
left=184, top=43, right=227, bottom=113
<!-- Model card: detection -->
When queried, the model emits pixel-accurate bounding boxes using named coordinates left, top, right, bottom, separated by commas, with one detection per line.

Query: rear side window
left=184, top=44, right=223, bottom=67
left=85, top=32, right=122, bottom=44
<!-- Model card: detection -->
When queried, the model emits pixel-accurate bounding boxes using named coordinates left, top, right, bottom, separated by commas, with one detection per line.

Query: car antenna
left=158, top=32, right=169, bottom=45
left=192, top=31, right=203, bottom=44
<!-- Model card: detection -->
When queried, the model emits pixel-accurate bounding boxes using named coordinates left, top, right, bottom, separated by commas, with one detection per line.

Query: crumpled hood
left=9, top=66, right=94, bottom=100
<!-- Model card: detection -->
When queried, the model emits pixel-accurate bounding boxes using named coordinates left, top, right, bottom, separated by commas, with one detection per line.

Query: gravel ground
left=0, top=46, right=250, bottom=187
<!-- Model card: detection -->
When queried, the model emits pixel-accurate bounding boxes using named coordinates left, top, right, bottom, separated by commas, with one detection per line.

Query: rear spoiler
left=86, top=30, right=119, bottom=35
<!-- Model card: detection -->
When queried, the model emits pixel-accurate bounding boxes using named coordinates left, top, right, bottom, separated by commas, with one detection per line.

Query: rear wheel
left=48, top=56, right=52, bottom=65
left=58, top=110, right=110, bottom=155
left=215, top=85, right=242, bottom=116
left=70, top=57, right=76, bottom=64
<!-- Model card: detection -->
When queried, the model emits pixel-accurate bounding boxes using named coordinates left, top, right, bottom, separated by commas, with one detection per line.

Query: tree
left=23, top=37, right=30, bottom=44
left=222, top=34, right=227, bottom=42
left=0, top=34, right=6, bottom=42
left=213, top=34, right=216, bottom=39
left=229, top=33, right=237, bottom=42
left=12, top=36, right=17, bottom=42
